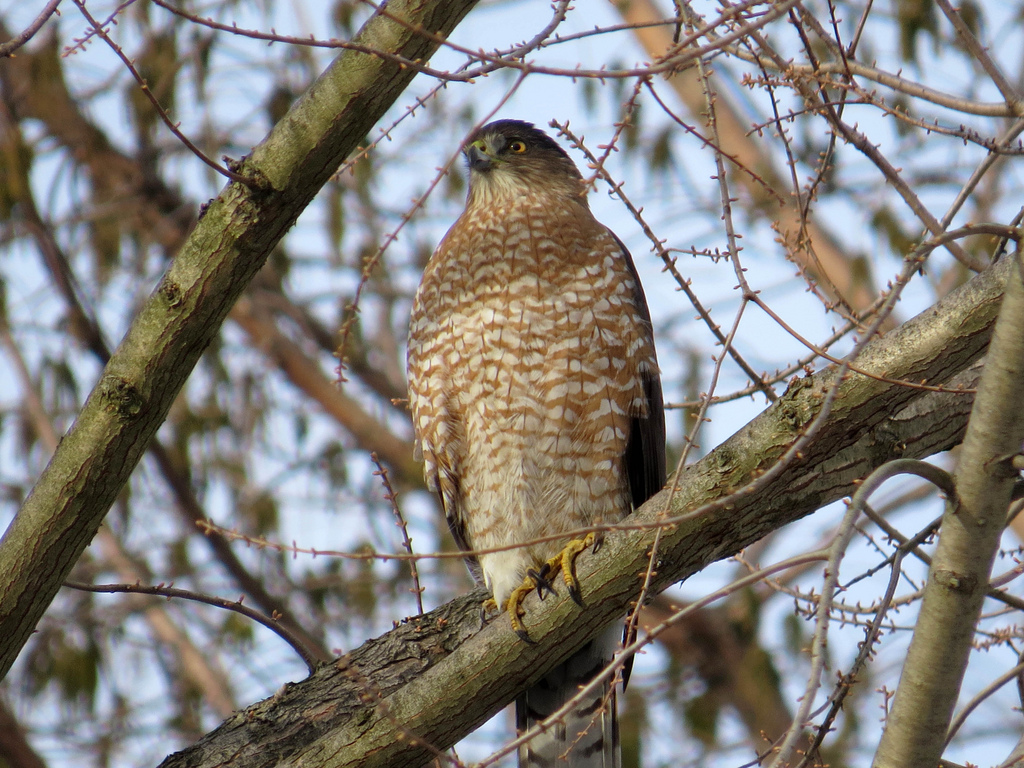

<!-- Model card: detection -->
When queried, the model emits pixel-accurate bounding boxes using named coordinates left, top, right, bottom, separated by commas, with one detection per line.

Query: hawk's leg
left=502, top=533, right=599, bottom=641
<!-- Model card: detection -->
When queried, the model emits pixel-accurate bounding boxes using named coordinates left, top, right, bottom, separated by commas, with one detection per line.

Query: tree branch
left=0, top=102, right=333, bottom=663
left=0, top=699, right=48, bottom=768
left=0, top=0, right=61, bottom=58
left=0, top=314, right=239, bottom=717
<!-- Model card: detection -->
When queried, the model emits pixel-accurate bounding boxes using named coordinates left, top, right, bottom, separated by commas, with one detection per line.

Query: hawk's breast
left=408, top=197, right=656, bottom=602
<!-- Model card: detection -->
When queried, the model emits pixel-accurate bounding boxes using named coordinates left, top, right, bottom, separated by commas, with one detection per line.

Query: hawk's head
left=463, top=120, right=588, bottom=206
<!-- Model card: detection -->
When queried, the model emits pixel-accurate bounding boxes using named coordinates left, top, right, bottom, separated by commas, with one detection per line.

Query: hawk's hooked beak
left=465, top=140, right=494, bottom=173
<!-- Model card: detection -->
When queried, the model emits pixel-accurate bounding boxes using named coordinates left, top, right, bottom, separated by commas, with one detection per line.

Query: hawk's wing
left=613, top=232, right=667, bottom=509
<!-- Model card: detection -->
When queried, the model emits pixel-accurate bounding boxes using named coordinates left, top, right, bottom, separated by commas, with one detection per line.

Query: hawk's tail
left=516, top=624, right=622, bottom=768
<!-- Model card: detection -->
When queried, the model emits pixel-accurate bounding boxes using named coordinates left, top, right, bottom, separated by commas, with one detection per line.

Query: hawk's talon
left=515, top=627, right=536, bottom=644
left=567, top=581, right=583, bottom=607
left=481, top=597, right=500, bottom=625
left=526, top=565, right=556, bottom=599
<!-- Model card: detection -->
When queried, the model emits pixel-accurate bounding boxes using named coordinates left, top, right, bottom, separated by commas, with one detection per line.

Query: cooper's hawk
left=407, top=120, right=666, bottom=767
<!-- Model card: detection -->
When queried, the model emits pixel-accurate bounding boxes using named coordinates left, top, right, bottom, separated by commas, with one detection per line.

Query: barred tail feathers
left=516, top=624, right=622, bottom=768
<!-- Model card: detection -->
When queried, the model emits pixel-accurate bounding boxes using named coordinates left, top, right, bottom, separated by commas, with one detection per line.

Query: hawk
left=407, top=120, right=665, bottom=767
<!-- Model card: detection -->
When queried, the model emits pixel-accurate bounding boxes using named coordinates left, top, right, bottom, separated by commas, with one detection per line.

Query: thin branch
left=933, top=0, right=1019, bottom=104
left=765, top=501, right=861, bottom=768
left=0, top=0, right=62, bottom=57
left=860, top=505, right=1024, bottom=614
left=63, top=581, right=322, bottom=672
left=70, top=0, right=251, bottom=185
left=793, top=459, right=957, bottom=766
left=944, top=659, right=1024, bottom=746
left=370, top=453, right=425, bottom=616
left=555, top=120, right=778, bottom=403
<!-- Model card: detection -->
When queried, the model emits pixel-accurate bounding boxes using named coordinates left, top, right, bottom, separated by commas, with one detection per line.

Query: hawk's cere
left=407, top=120, right=666, bottom=767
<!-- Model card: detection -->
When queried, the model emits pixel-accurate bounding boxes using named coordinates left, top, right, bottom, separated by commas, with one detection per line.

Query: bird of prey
left=407, top=119, right=665, bottom=767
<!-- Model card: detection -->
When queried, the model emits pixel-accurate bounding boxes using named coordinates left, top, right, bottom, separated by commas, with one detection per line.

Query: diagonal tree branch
left=0, top=100, right=333, bottom=662
left=0, top=0, right=481, bottom=682
left=0, top=318, right=240, bottom=717
left=0, top=33, right=413, bottom=654
left=158, top=255, right=1009, bottom=768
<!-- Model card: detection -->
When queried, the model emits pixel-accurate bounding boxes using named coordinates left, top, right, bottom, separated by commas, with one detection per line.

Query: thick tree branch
left=0, top=0, right=480, bottom=681
left=0, top=102, right=332, bottom=662
left=0, top=317, right=240, bottom=715
left=158, top=256, right=1009, bottom=768
left=0, top=36, right=404, bottom=657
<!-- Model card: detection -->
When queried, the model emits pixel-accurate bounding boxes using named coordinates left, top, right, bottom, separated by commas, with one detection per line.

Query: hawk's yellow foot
left=502, top=533, right=599, bottom=641
left=544, top=532, right=598, bottom=606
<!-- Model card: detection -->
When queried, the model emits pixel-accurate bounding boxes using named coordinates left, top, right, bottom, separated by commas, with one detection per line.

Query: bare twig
left=64, top=580, right=322, bottom=672
left=370, top=453, right=425, bottom=616
left=70, top=0, right=250, bottom=185
left=0, top=0, right=62, bottom=57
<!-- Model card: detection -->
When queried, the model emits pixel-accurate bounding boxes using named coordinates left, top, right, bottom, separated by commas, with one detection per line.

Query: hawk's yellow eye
left=507, top=140, right=527, bottom=154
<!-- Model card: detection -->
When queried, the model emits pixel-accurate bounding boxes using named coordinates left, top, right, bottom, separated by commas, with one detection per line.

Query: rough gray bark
left=874, top=248, right=1024, bottom=766
left=158, top=257, right=1009, bottom=768
left=0, top=0, right=480, bottom=681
